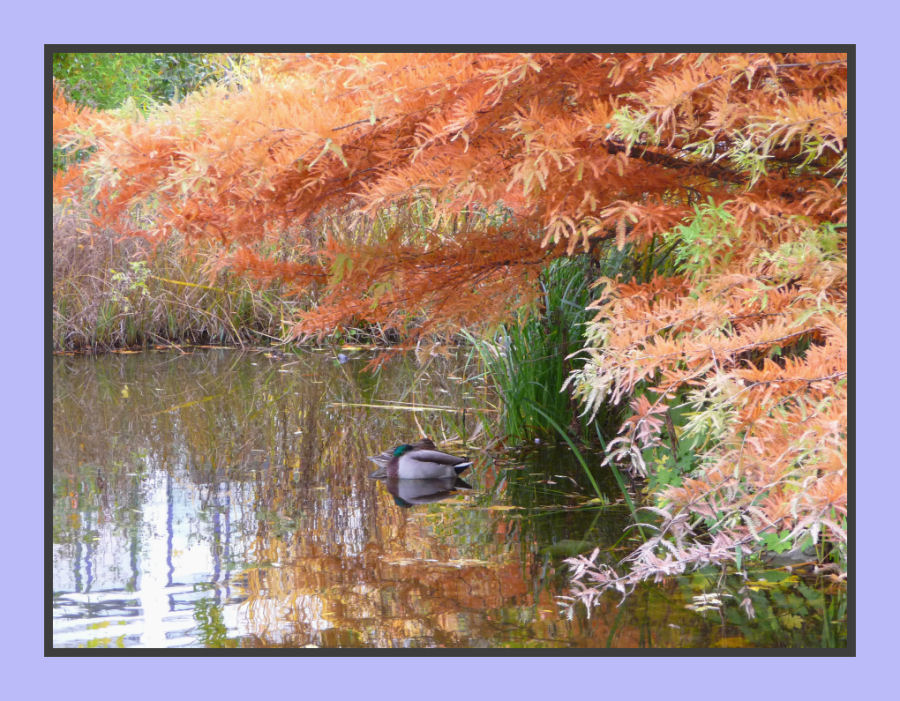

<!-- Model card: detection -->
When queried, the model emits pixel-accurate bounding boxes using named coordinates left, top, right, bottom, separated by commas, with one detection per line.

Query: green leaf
left=331, top=253, right=350, bottom=285
left=369, top=281, right=392, bottom=309
left=780, top=613, right=803, bottom=630
left=328, top=140, right=348, bottom=167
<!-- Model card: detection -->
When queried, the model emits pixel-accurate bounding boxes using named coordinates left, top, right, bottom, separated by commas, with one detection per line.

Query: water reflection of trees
left=53, top=349, right=843, bottom=648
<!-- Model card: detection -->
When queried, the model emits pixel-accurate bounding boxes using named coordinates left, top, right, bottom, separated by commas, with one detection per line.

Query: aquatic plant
left=463, top=256, right=593, bottom=441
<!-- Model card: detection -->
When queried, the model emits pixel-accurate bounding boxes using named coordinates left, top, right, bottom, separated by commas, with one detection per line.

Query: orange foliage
left=54, top=52, right=847, bottom=341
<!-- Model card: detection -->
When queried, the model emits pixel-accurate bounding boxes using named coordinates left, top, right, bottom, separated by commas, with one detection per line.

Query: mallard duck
left=371, top=443, right=473, bottom=480
left=368, top=438, right=435, bottom=477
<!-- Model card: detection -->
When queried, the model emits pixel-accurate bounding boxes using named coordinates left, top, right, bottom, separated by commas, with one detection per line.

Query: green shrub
left=52, top=52, right=231, bottom=111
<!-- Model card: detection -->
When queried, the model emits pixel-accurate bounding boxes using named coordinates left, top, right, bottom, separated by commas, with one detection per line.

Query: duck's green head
left=392, top=444, right=414, bottom=457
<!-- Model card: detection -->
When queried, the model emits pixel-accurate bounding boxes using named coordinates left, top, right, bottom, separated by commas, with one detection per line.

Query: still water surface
left=52, top=349, right=845, bottom=649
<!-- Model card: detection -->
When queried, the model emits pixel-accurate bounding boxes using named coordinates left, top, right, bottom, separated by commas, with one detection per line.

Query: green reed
left=463, top=255, right=609, bottom=444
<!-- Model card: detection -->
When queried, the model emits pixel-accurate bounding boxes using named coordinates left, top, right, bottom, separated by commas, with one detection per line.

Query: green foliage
left=613, top=106, right=662, bottom=147
left=109, top=260, right=151, bottom=312
left=760, top=530, right=801, bottom=555
left=665, top=198, right=737, bottom=278
left=465, top=255, right=599, bottom=443
left=726, top=136, right=772, bottom=186
left=680, top=569, right=847, bottom=648
left=53, top=52, right=230, bottom=111
left=466, top=233, right=677, bottom=451
left=753, top=220, right=846, bottom=284
left=194, top=599, right=238, bottom=648
left=593, top=232, right=681, bottom=286
left=640, top=411, right=711, bottom=496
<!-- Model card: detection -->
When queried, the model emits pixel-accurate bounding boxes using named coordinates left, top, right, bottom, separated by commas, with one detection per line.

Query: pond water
left=52, top=348, right=846, bottom=649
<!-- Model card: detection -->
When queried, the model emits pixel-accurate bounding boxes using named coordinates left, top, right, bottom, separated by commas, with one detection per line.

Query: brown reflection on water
left=52, top=348, right=839, bottom=649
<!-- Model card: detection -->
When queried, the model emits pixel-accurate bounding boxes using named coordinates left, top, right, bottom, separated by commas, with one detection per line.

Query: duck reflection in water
left=384, top=475, right=473, bottom=508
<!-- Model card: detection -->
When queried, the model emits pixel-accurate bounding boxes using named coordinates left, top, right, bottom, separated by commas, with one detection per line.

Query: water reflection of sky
left=54, top=458, right=249, bottom=647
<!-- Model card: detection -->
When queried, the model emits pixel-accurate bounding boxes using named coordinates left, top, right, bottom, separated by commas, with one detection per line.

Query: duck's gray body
left=368, top=442, right=472, bottom=480
left=391, top=448, right=472, bottom=479
left=368, top=438, right=435, bottom=473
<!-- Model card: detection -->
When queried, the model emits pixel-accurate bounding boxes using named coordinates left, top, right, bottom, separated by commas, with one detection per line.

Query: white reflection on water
left=53, top=458, right=252, bottom=648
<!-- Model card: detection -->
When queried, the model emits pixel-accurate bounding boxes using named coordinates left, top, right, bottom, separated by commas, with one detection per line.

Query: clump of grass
left=464, top=255, right=623, bottom=445
left=52, top=205, right=301, bottom=351
left=463, top=232, right=680, bottom=448
left=53, top=196, right=517, bottom=353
